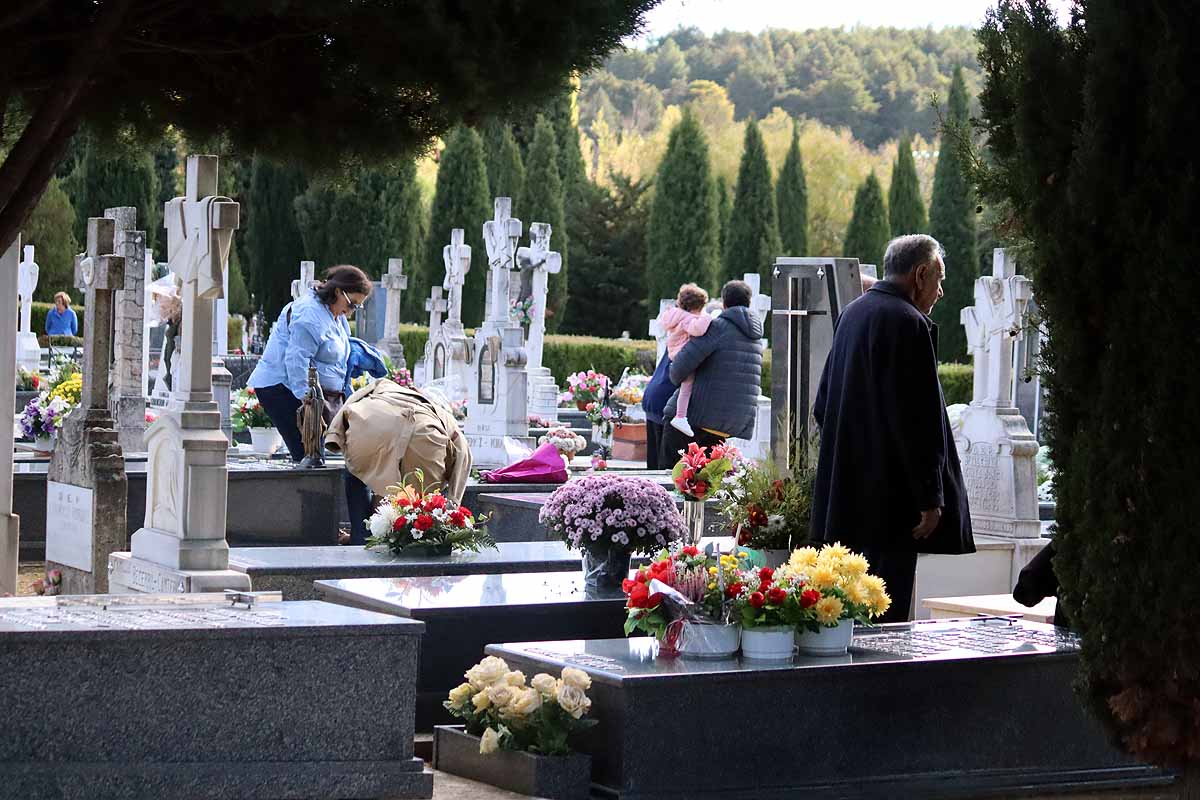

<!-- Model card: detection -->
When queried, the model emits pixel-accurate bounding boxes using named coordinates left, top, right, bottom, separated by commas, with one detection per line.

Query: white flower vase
left=249, top=427, right=281, bottom=456
left=795, top=618, right=854, bottom=657
left=679, top=621, right=741, bottom=659
left=33, top=434, right=54, bottom=454
left=740, top=625, right=795, bottom=660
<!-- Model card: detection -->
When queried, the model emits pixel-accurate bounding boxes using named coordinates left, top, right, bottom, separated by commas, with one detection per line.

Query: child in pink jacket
left=657, top=283, right=712, bottom=438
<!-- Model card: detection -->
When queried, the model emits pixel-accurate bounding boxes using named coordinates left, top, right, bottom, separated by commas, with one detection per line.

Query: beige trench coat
left=325, top=379, right=472, bottom=503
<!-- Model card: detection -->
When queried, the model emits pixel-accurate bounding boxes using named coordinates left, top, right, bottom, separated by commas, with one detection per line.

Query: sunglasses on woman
left=340, top=288, right=365, bottom=311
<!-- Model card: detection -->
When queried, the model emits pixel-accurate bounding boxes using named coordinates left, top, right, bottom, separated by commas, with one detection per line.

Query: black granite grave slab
left=229, top=542, right=585, bottom=600
left=476, top=491, right=729, bottom=542
left=15, top=458, right=345, bottom=560
left=488, top=619, right=1169, bottom=799
left=0, top=596, right=432, bottom=799
left=316, top=571, right=628, bottom=730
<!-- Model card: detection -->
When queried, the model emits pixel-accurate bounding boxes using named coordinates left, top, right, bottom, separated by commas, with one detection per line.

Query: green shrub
left=38, top=335, right=84, bottom=348
left=938, top=363, right=973, bottom=406
left=228, top=316, right=245, bottom=350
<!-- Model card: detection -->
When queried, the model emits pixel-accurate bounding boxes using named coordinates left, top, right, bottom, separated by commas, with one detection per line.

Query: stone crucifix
left=75, top=219, right=127, bottom=411
left=163, top=155, right=240, bottom=408
left=16, top=245, right=40, bottom=372
left=425, top=286, right=448, bottom=332
left=481, top=197, right=522, bottom=327
left=379, top=257, right=408, bottom=368
left=291, top=260, right=317, bottom=303
left=442, top=228, right=470, bottom=326
left=514, top=222, right=562, bottom=373
left=960, top=249, right=1032, bottom=409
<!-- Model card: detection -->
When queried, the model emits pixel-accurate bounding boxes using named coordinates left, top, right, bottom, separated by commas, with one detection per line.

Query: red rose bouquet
left=621, top=546, right=745, bottom=638
left=365, top=470, right=494, bottom=555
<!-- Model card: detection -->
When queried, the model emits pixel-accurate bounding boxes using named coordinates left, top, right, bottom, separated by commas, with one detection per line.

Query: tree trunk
left=0, top=0, right=133, bottom=250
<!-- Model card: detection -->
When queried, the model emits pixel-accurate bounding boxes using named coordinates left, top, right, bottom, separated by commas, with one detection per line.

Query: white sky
left=628, top=0, right=1072, bottom=43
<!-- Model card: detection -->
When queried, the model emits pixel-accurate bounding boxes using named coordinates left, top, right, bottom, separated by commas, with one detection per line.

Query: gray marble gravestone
left=315, top=571, right=627, bottom=729
left=379, top=257, right=409, bottom=368
left=46, top=218, right=128, bottom=595
left=489, top=619, right=1166, bottom=799
left=0, top=595, right=432, bottom=799
left=105, top=207, right=149, bottom=452
left=769, top=257, right=863, bottom=474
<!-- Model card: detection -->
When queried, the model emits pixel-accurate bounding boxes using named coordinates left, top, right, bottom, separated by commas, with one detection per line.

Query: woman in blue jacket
left=248, top=265, right=374, bottom=540
left=45, top=292, right=79, bottom=336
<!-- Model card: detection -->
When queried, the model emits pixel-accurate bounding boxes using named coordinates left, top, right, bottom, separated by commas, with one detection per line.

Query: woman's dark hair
left=316, top=265, right=373, bottom=305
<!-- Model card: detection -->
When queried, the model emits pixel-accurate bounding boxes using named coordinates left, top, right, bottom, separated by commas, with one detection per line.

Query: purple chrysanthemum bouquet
left=19, top=394, right=71, bottom=439
left=539, top=475, right=686, bottom=555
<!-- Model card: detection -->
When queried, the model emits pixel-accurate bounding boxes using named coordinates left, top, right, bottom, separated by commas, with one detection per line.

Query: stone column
left=380, top=258, right=408, bottom=368
left=0, top=237, right=21, bottom=596
left=105, top=207, right=148, bottom=452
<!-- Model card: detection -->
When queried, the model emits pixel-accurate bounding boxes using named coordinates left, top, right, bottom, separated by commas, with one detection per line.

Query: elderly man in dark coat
left=812, top=234, right=974, bottom=623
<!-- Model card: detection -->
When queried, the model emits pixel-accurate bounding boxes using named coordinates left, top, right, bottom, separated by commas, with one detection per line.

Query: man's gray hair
left=883, top=234, right=944, bottom=277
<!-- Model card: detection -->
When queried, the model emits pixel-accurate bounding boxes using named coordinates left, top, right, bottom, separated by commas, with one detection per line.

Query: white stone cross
left=743, top=272, right=771, bottom=348
left=961, top=248, right=1032, bottom=409
left=482, top=197, right=522, bottom=326
left=163, top=155, right=240, bottom=407
left=75, top=218, right=127, bottom=411
left=381, top=257, right=407, bottom=340
left=442, top=228, right=471, bottom=326
left=649, top=298, right=674, bottom=365
left=514, top=222, right=562, bottom=373
left=291, top=260, right=317, bottom=303
left=425, top=286, right=448, bottom=332
left=17, top=245, right=38, bottom=335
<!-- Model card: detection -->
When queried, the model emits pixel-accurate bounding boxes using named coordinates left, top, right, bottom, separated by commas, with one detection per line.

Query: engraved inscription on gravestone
left=45, top=482, right=94, bottom=573
left=959, top=449, right=1006, bottom=515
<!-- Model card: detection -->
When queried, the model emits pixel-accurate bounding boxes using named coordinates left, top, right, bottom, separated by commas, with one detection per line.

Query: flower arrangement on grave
left=48, top=373, right=82, bottom=407
left=32, top=568, right=62, bottom=596
left=671, top=442, right=737, bottom=501
left=350, top=373, right=372, bottom=392
left=231, top=388, right=273, bottom=431
left=621, top=546, right=744, bottom=638
left=19, top=394, right=71, bottom=441
left=17, top=367, right=42, bottom=392
left=590, top=453, right=608, bottom=471
left=732, top=544, right=891, bottom=631
left=538, top=427, right=587, bottom=461
left=539, top=475, right=685, bottom=556
left=444, top=656, right=597, bottom=756
left=528, top=413, right=554, bottom=429
left=583, top=401, right=615, bottom=444
left=509, top=296, right=535, bottom=327
left=145, top=410, right=158, bottom=425
left=716, top=459, right=813, bottom=551
left=611, top=377, right=646, bottom=408
left=560, top=370, right=609, bottom=410
left=366, top=469, right=494, bottom=555
left=390, top=367, right=414, bottom=388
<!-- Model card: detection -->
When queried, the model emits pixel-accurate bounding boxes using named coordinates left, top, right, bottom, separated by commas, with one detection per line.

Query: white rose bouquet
left=445, top=657, right=597, bottom=756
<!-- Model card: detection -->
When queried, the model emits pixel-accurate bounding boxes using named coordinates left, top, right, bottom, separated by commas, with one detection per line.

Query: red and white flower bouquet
left=366, top=470, right=494, bottom=555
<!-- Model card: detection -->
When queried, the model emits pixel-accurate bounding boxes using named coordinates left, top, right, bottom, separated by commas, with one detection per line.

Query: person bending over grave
left=657, top=283, right=713, bottom=438
left=812, top=234, right=974, bottom=623
left=248, top=265, right=375, bottom=537
left=659, top=279, right=764, bottom=465
left=45, top=292, right=78, bottom=336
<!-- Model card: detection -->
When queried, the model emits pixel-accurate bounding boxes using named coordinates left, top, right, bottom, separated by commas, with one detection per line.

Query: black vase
left=582, top=548, right=632, bottom=591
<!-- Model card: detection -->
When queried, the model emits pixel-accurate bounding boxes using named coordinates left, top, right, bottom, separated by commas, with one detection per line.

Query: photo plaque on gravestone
left=478, top=340, right=496, bottom=405
left=434, top=342, right=446, bottom=381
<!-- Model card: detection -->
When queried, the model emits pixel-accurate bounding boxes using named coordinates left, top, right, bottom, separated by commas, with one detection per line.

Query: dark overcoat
left=811, top=281, right=974, bottom=555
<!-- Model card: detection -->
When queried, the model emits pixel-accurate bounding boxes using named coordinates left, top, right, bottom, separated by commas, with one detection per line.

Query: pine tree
left=482, top=120, right=525, bottom=210
left=424, top=126, right=491, bottom=326
left=226, top=243, right=252, bottom=317
left=646, top=110, right=719, bottom=307
left=243, top=155, right=309, bottom=319
left=888, top=135, right=927, bottom=236
left=776, top=122, right=809, bottom=256
left=928, top=68, right=977, bottom=363
left=519, top=115, right=568, bottom=331
left=24, top=177, right=79, bottom=303
left=723, top=118, right=782, bottom=286
left=67, top=136, right=160, bottom=252
left=842, top=172, right=889, bottom=268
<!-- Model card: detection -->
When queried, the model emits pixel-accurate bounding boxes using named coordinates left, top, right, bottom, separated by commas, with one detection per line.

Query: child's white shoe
left=670, top=417, right=694, bottom=437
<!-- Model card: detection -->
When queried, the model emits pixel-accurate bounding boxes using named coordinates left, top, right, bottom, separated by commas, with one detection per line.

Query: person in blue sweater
left=45, top=292, right=78, bottom=336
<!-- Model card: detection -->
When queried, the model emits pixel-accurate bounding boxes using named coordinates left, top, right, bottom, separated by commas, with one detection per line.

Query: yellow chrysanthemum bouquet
left=774, top=543, right=891, bottom=632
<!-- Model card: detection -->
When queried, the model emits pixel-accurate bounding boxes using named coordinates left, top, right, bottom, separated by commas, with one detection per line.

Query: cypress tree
left=424, top=126, right=491, bottom=327
left=842, top=172, right=889, bottom=268
left=723, top=118, right=782, bottom=286
left=928, top=68, right=977, bottom=363
left=888, top=135, right=928, bottom=236
left=715, top=176, right=731, bottom=262
left=152, top=136, right=179, bottom=253
left=226, top=243, right=252, bottom=317
left=24, top=177, right=79, bottom=303
left=482, top=120, right=525, bottom=211
left=646, top=110, right=719, bottom=307
left=243, top=155, right=309, bottom=319
left=68, top=136, right=160, bottom=252
left=519, top=115, right=568, bottom=331
left=550, top=91, right=589, bottom=204
left=776, top=122, right=809, bottom=256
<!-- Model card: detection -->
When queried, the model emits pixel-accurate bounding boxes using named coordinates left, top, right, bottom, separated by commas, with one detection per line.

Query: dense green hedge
left=759, top=351, right=972, bottom=406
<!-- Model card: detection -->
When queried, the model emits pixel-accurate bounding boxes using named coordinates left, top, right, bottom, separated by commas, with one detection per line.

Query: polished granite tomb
left=316, top=571, right=628, bottom=729
left=0, top=594, right=432, bottom=799
left=488, top=618, right=1167, bottom=800
left=229, top=541, right=584, bottom=600
left=475, top=490, right=729, bottom=542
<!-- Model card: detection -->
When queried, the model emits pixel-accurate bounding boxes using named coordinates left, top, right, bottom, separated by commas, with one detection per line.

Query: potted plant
left=19, top=394, right=71, bottom=453
left=779, top=543, right=892, bottom=656
left=671, top=442, right=738, bottom=545
left=366, top=470, right=494, bottom=556
left=539, top=474, right=685, bottom=590
left=717, top=459, right=814, bottom=567
left=622, top=545, right=745, bottom=658
left=729, top=564, right=799, bottom=660
left=538, top=427, right=587, bottom=464
left=231, top=387, right=279, bottom=455
left=583, top=402, right=615, bottom=449
left=437, top=657, right=595, bottom=800
left=560, top=370, right=609, bottom=411
left=16, top=366, right=42, bottom=410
